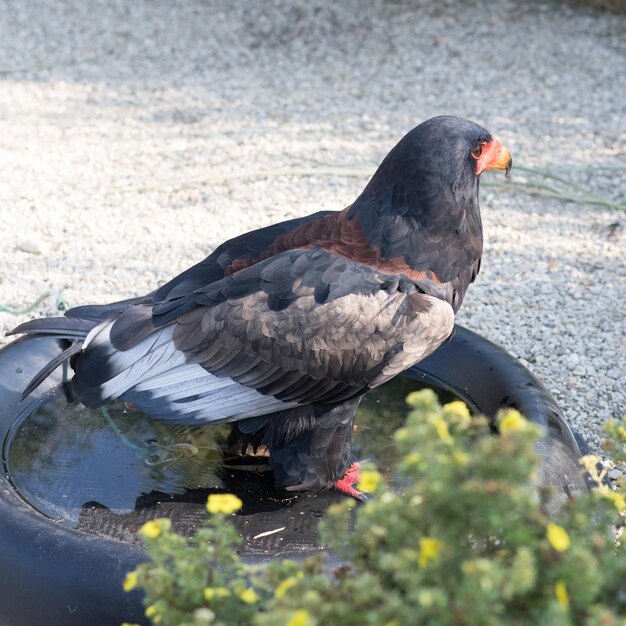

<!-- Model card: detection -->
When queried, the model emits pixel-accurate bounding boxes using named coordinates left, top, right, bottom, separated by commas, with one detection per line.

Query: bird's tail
left=7, top=296, right=146, bottom=400
left=9, top=316, right=99, bottom=340
left=8, top=316, right=98, bottom=399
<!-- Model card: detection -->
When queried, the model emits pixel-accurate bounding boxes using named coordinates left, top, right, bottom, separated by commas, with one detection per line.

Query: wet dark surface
left=3, top=374, right=451, bottom=553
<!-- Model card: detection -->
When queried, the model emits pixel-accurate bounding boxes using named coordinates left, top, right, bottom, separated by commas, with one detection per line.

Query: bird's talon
left=334, top=462, right=366, bottom=501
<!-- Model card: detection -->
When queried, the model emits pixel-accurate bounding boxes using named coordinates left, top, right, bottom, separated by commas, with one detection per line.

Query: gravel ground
left=0, top=0, right=624, bottom=456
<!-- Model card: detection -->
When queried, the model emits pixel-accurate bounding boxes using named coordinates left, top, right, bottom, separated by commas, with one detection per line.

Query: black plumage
left=9, top=115, right=512, bottom=498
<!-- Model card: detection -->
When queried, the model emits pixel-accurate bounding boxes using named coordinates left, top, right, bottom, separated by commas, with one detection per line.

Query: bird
left=9, top=115, right=512, bottom=500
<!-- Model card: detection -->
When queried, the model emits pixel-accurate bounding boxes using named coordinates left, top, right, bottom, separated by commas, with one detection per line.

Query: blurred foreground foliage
left=125, top=390, right=626, bottom=626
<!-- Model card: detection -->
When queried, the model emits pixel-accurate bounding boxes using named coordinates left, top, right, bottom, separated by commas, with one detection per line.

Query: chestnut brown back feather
left=224, top=208, right=449, bottom=295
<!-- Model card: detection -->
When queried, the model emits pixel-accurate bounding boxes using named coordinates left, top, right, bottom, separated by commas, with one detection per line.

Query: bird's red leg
left=334, top=462, right=367, bottom=501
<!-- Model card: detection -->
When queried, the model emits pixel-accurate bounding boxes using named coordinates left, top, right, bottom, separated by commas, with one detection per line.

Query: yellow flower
left=358, top=470, right=382, bottom=493
left=206, top=493, right=243, bottom=515
left=417, top=589, right=436, bottom=607
left=145, top=605, right=159, bottom=621
left=444, top=401, right=470, bottom=418
left=433, top=417, right=453, bottom=444
left=546, top=523, right=571, bottom=553
left=451, top=451, right=470, bottom=466
left=121, top=623, right=140, bottom=626
left=139, top=519, right=169, bottom=539
left=418, top=537, right=444, bottom=569
left=204, top=587, right=230, bottom=601
left=554, top=581, right=569, bottom=606
left=403, top=452, right=422, bottom=466
left=579, top=454, right=602, bottom=476
left=123, top=570, right=139, bottom=592
left=286, top=609, right=311, bottom=626
left=499, top=410, right=527, bottom=434
left=236, top=587, right=258, bottom=604
left=579, top=456, right=625, bottom=512
left=275, top=573, right=303, bottom=599
left=394, top=427, right=410, bottom=441
left=604, top=490, right=626, bottom=513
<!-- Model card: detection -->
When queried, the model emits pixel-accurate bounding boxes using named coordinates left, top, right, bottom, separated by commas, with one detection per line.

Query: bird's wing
left=151, top=210, right=336, bottom=303
left=72, top=248, right=454, bottom=424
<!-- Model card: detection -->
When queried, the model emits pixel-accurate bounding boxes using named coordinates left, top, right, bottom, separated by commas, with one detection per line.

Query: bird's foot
left=334, top=462, right=367, bottom=502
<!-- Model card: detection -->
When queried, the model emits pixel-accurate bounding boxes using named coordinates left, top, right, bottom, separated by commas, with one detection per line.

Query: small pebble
left=16, top=240, right=44, bottom=255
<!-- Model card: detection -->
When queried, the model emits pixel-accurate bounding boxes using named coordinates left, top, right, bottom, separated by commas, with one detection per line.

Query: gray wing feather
left=72, top=249, right=455, bottom=423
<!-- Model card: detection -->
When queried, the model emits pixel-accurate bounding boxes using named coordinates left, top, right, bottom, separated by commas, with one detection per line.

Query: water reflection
left=4, top=377, right=454, bottom=551
left=6, top=388, right=229, bottom=524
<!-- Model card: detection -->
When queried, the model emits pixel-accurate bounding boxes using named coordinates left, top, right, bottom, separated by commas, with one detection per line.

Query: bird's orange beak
left=474, top=138, right=512, bottom=177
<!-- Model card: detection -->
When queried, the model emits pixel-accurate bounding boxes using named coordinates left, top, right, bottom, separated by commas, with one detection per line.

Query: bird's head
left=408, top=115, right=512, bottom=179
left=371, top=115, right=511, bottom=196
left=348, top=115, right=512, bottom=271
left=354, top=116, right=512, bottom=216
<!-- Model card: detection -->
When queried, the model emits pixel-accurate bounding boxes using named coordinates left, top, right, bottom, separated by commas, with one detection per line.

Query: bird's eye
left=471, top=145, right=483, bottom=159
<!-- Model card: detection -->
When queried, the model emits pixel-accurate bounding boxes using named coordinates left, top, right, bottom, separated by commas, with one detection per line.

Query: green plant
left=124, top=391, right=626, bottom=626
left=123, top=493, right=267, bottom=626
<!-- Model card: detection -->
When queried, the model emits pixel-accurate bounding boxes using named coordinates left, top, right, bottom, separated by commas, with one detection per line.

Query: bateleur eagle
left=10, top=115, right=512, bottom=499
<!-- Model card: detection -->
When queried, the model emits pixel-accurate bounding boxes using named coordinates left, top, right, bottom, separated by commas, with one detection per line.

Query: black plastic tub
left=0, top=326, right=587, bottom=626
